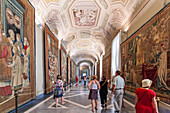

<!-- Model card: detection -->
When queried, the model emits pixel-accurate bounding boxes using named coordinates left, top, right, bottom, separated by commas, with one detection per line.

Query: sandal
left=61, top=103, right=65, bottom=105
left=56, top=105, right=60, bottom=108
left=91, top=109, right=94, bottom=112
left=95, top=107, right=98, bottom=110
left=105, top=104, right=107, bottom=107
left=101, top=105, right=105, bottom=108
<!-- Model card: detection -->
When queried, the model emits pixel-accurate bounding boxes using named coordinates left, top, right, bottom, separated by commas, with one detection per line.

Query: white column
left=100, top=55, right=103, bottom=81
left=95, top=61, right=97, bottom=75
left=92, top=64, right=94, bottom=76
left=89, top=66, right=91, bottom=76
left=76, top=66, right=80, bottom=77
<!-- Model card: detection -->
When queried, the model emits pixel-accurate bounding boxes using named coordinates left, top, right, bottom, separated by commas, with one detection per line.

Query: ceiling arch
left=30, top=0, right=149, bottom=63
left=77, top=60, right=93, bottom=66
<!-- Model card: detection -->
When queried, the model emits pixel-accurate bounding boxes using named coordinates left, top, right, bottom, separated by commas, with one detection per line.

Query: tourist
left=54, top=75, right=65, bottom=107
left=111, top=70, right=125, bottom=113
left=135, top=79, right=159, bottom=113
left=87, top=75, right=100, bottom=112
left=99, top=76, right=109, bottom=108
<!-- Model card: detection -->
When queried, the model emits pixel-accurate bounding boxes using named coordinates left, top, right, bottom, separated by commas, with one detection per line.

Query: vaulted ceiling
left=30, top=0, right=149, bottom=65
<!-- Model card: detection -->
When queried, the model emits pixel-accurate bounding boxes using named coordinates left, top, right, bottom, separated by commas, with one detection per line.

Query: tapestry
left=68, top=57, right=70, bottom=83
left=45, top=25, right=58, bottom=93
left=121, top=4, right=170, bottom=102
left=0, top=0, right=35, bottom=112
left=73, top=62, right=76, bottom=81
left=61, top=47, right=67, bottom=85
left=103, top=54, right=111, bottom=82
left=71, top=61, right=76, bottom=81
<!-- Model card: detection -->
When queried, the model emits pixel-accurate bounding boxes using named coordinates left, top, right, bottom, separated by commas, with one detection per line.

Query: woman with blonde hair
left=87, top=75, right=100, bottom=112
left=135, top=79, right=159, bottom=113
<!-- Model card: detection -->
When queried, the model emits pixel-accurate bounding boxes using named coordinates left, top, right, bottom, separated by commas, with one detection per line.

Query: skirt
left=54, top=88, right=63, bottom=98
left=88, top=89, right=98, bottom=100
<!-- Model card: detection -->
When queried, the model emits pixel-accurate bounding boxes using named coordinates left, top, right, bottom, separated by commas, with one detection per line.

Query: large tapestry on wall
left=103, top=55, right=111, bottom=82
left=71, top=61, right=76, bottom=81
left=61, top=47, right=67, bottom=84
left=121, top=4, right=170, bottom=102
left=68, top=57, right=70, bottom=83
left=0, top=0, right=35, bottom=112
left=45, top=25, right=58, bottom=93
left=73, top=62, right=76, bottom=81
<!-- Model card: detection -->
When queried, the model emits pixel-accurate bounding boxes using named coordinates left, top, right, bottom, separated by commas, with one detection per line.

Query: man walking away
left=111, top=70, right=125, bottom=113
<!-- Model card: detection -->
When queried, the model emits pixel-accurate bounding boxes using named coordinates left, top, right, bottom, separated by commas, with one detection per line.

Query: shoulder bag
left=135, top=90, right=148, bottom=109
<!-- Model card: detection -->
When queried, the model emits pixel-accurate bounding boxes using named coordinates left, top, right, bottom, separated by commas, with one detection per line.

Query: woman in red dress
left=135, top=79, right=159, bottom=113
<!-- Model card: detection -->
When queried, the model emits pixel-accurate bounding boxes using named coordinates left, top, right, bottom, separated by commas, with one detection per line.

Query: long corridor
left=15, top=83, right=170, bottom=113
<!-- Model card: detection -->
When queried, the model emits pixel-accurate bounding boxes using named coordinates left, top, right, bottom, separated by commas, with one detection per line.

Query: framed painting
left=121, top=4, right=170, bottom=102
left=61, top=46, right=67, bottom=85
left=45, top=25, right=59, bottom=94
left=0, top=0, right=35, bottom=112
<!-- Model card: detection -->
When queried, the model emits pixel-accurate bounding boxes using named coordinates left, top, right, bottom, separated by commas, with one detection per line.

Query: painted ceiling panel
left=30, top=0, right=150, bottom=64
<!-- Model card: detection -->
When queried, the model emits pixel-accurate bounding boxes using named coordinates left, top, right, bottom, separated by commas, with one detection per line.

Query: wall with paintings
left=122, top=0, right=169, bottom=43
left=45, top=25, right=59, bottom=93
left=0, top=0, right=35, bottom=112
left=36, top=24, right=45, bottom=96
left=121, top=4, right=170, bottom=102
left=61, top=47, right=67, bottom=84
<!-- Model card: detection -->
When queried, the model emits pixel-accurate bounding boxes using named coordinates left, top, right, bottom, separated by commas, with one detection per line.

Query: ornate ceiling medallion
left=69, top=0, right=101, bottom=28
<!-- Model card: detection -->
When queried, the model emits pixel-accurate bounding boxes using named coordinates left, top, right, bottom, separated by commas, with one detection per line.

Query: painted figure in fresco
left=129, top=64, right=137, bottom=86
left=73, top=9, right=96, bottom=26
left=23, top=37, right=30, bottom=83
left=7, top=46, right=22, bottom=89
left=154, top=44, right=170, bottom=90
left=0, top=21, right=12, bottom=97
left=22, top=49, right=29, bottom=90
left=6, top=7, right=14, bottom=25
left=16, top=34, right=22, bottom=56
left=0, top=22, right=12, bottom=77
left=49, top=55, right=57, bottom=82
left=62, top=51, right=66, bottom=82
left=8, top=29, right=15, bottom=47
left=14, top=15, right=21, bottom=29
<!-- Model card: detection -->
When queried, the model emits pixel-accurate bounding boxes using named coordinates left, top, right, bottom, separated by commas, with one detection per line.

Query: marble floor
left=12, top=83, right=170, bottom=113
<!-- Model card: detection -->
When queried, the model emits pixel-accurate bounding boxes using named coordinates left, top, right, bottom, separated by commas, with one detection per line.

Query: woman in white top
left=87, top=75, right=100, bottom=112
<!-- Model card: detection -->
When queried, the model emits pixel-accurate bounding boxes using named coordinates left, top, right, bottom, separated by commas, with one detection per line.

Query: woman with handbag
left=99, top=76, right=109, bottom=108
left=135, top=79, right=159, bottom=113
left=87, top=75, right=100, bottom=112
left=54, top=75, right=65, bottom=107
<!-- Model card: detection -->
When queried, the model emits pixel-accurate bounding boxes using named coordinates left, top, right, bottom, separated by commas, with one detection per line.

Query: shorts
left=54, top=88, right=63, bottom=98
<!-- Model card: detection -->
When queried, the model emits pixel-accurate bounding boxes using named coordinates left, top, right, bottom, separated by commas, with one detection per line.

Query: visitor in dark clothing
left=100, top=76, right=109, bottom=108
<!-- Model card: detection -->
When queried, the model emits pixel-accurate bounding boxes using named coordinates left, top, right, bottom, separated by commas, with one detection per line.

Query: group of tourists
left=53, top=70, right=159, bottom=113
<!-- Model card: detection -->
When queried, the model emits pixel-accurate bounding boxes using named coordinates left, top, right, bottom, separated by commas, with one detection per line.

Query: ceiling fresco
left=30, top=0, right=150, bottom=65
left=69, top=1, right=100, bottom=28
